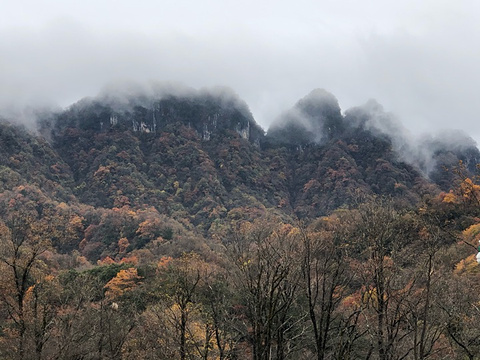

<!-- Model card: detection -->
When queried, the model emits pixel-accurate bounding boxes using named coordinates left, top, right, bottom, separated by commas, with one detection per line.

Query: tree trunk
left=180, top=308, right=187, bottom=360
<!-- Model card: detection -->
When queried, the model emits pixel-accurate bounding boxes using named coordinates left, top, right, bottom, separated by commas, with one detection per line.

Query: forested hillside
left=1, top=86, right=480, bottom=359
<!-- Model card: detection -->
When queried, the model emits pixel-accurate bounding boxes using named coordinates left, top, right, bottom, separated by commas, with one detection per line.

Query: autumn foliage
left=1, top=93, right=480, bottom=359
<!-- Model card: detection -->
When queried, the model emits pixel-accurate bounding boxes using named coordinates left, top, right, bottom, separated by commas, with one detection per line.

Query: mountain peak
left=266, top=89, right=344, bottom=146
left=296, top=88, right=341, bottom=117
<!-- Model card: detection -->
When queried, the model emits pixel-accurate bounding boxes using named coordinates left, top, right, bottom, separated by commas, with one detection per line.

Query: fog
left=343, top=99, right=480, bottom=176
left=1, top=0, right=480, bottom=143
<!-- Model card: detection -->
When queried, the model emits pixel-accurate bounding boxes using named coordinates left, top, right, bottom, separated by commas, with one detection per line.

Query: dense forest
left=1, top=86, right=480, bottom=359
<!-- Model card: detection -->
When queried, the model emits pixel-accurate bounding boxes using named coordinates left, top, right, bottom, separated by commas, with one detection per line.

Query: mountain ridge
left=1, top=86, right=477, bottom=234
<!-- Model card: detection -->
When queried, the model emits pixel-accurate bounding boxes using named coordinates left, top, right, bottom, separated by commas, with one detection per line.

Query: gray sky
left=1, top=0, right=480, bottom=143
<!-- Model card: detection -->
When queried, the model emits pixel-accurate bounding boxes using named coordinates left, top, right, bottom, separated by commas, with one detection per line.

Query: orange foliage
left=463, top=223, right=480, bottom=244
left=118, top=237, right=130, bottom=253
left=454, top=254, right=479, bottom=275
left=454, top=177, right=480, bottom=204
left=340, top=290, right=362, bottom=309
left=276, top=223, right=300, bottom=237
left=24, top=285, right=36, bottom=303
left=97, top=256, right=115, bottom=265
left=120, top=255, right=138, bottom=265
left=104, top=267, right=142, bottom=299
left=157, top=256, right=173, bottom=270
left=136, top=219, right=157, bottom=239
left=112, top=206, right=137, bottom=217
left=441, top=191, right=457, bottom=204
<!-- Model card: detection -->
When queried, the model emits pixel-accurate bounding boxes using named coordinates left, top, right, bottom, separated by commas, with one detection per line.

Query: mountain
left=33, top=88, right=477, bottom=223
left=0, top=85, right=474, bottom=249
left=3, top=86, right=480, bottom=359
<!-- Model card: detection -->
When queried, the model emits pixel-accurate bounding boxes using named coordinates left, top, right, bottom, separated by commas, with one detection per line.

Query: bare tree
left=351, top=199, right=415, bottom=360
left=227, top=220, right=303, bottom=360
left=300, top=214, right=363, bottom=360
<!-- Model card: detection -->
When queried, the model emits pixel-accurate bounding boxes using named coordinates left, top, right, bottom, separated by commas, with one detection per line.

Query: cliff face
left=49, top=88, right=264, bottom=147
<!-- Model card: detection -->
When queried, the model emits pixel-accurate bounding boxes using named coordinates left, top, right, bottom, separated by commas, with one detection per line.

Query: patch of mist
left=198, top=85, right=255, bottom=122
left=0, top=101, right=60, bottom=133
left=267, top=89, right=343, bottom=144
left=95, top=80, right=196, bottom=111
left=345, top=99, right=480, bottom=177
left=345, top=99, right=411, bottom=151
left=69, top=80, right=256, bottom=122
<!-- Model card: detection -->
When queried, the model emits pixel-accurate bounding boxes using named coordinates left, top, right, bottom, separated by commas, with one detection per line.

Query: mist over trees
left=1, top=86, right=480, bottom=359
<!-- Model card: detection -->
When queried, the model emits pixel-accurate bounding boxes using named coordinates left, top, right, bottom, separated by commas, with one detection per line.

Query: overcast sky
left=1, top=0, right=480, bottom=143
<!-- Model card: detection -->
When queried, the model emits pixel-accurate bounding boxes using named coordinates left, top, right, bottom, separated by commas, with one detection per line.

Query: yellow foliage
left=361, top=283, right=390, bottom=308
left=166, top=302, right=222, bottom=357
left=454, top=254, right=479, bottom=275
left=276, top=223, right=299, bottom=237
left=242, top=259, right=251, bottom=268
left=69, top=215, right=84, bottom=229
left=460, top=178, right=480, bottom=200
left=57, top=202, right=69, bottom=210
left=463, top=223, right=480, bottom=243
left=362, top=287, right=378, bottom=306
left=104, top=267, right=142, bottom=299
left=442, top=191, right=457, bottom=204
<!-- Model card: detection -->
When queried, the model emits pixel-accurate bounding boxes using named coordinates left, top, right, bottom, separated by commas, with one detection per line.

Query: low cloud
left=345, top=100, right=480, bottom=177
left=1, top=1, right=480, bottom=144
